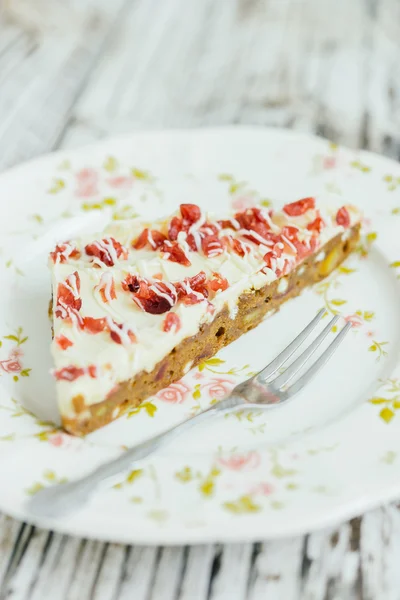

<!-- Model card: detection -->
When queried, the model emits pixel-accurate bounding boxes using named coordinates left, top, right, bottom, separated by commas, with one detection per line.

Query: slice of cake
left=49, top=198, right=361, bottom=435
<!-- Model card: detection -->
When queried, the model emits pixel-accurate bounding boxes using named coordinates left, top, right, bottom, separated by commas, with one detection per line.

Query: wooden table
left=1, top=1, right=400, bottom=598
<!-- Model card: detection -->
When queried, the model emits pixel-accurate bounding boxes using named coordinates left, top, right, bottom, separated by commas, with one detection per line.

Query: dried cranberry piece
left=218, top=219, right=240, bottom=231
left=208, top=273, right=229, bottom=292
left=263, top=251, right=275, bottom=269
left=133, top=229, right=166, bottom=250
left=55, top=335, right=73, bottom=350
left=281, top=226, right=299, bottom=241
left=108, top=321, right=136, bottom=345
left=87, top=365, right=98, bottom=378
left=149, top=230, right=167, bottom=249
left=283, top=197, right=315, bottom=217
left=306, top=216, right=324, bottom=233
left=161, top=241, right=191, bottom=266
left=336, top=207, right=350, bottom=228
left=200, top=222, right=219, bottom=236
left=168, top=216, right=183, bottom=241
left=186, top=233, right=198, bottom=251
left=55, top=272, right=82, bottom=318
left=82, top=316, right=108, bottom=334
left=180, top=203, right=201, bottom=224
left=50, top=243, right=81, bottom=264
left=85, top=237, right=128, bottom=267
left=201, top=235, right=224, bottom=258
left=175, top=271, right=208, bottom=304
left=163, top=313, right=181, bottom=333
left=135, top=295, right=173, bottom=314
left=122, top=274, right=141, bottom=294
left=132, top=229, right=149, bottom=250
left=54, top=366, right=85, bottom=382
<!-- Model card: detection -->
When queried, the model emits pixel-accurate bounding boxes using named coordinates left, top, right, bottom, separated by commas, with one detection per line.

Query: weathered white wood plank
left=178, top=545, right=215, bottom=600
left=2, top=527, right=51, bottom=600
left=360, top=506, right=400, bottom=600
left=30, top=535, right=85, bottom=600
left=209, top=544, right=252, bottom=600
left=249, top=538, right=303, bottom=600
left=118, top=546, right=158, bottom=600
left=91, top=543, right=126, bottom=600
left=149, top=547, right=185, bottom=600
left=0, top=516, right=25, bottom=588
left=0, top=0, right=126, bottom=170
left=63, top=539, right=106, bottom=600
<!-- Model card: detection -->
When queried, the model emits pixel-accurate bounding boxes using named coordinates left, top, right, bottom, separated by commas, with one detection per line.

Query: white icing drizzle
left=49, top=198, right=362, bottom=419
left=95, top=272, right=115, bottom=303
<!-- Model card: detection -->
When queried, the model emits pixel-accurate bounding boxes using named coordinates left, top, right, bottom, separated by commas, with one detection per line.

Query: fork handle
left=28, top=395, right=242, bottom=519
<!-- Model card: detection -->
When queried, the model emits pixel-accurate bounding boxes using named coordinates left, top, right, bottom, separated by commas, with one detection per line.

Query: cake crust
left=62, top=225, right=360, bottom=435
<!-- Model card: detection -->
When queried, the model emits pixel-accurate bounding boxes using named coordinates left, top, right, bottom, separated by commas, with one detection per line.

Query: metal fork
left=28, top=309, right=352, bottom=519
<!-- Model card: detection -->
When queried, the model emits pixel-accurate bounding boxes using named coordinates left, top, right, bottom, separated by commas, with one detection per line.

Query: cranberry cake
left=49, top=198, right=361, bottom=435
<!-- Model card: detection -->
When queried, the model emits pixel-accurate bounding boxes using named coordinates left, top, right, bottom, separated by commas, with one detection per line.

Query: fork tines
left=259, top=309, right=352, bottom=396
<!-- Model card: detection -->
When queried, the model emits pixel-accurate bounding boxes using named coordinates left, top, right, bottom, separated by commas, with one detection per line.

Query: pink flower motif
left=218, top=451, right=261, bottom=471
left=193, top=371, right=205, bottom=380
left=249, top=482, right=274, bottom=496
left=156, top=381, right=191, bottom=404
left=231, top=195, right=255, bottom=211
left=75, top=168, right=99, bottom=197
left=0, top=359, right=22, bottom=373
left=201, top=377, right=235, bottom=400
left=10, top=347, right=23, bottom=359
left=49, top=433, right=66, bottom=447
left=322, top=156, right=337, bottom=169
left=344, top=314, right=363, bottom=328
left=106, top=176, right=133, bottom=189
left=367, top=330, right=375, bottom=338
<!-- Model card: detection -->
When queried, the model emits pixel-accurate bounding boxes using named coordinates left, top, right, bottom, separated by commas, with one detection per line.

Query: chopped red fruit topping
left=107, top=320, right=136, bottom=345
left=224, top=235, right=251, bottom=257
left=55, top=335, right=73, bottom=350
left=50, top=243, right=80, bottom=264
left=87, top=365, right=98, bottom=378
left=153, top=272, right=163, bottom=280
left=307, top=216, right=324, bottom=232
left=82, top=316, right=108, bottom=334
left=95, top=272, right=116, bottom=303
left=263, top=251, right=275, bottom=270
left=85, top=237, right=128, bottom=267
left=55, top=271, right=82, bottom=318
left=163, top=312, right=181, bottom=333
left=161, top=240, right=191, bottom=266
left=168, top=216, right=183, bottom=241
left=201, top=235, right=224, bottom=258
left=133, top=228, right=166, bottom=250
left=218, top=218, right=240, bottom=231
left=180, top=203, right=201, bottom=224
left=53, top=365, right=97, bottom=382
left=123, top=275, right=177, bottom=314
left=176, top=272, right=209, bottom=305
left=283, top=197, right=315, bottom=216
left=208, top=272, right=229, bottom=292
left=336, top=206, right=351, bottom=228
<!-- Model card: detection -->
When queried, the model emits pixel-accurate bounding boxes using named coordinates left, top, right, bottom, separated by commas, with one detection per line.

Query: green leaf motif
left=330, top=299, right=347, bottom=307
left=380, top=406, right=395, bottom=423
left=48, top=178, right=65, bottom=194
left=127, top=401, right=157, bottom=418
left=4, top=335, right=18, bottom=342
left=223, top=495, right=261, bottom=514
left=103, top=156, right=118, bottom=172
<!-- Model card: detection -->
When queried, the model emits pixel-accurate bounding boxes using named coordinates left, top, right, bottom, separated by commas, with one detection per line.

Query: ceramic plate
left=0, top=127, right=400, bottom=544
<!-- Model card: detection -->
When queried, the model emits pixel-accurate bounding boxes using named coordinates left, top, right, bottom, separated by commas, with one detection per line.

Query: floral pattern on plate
left=0, top=127, right=400, bottom=544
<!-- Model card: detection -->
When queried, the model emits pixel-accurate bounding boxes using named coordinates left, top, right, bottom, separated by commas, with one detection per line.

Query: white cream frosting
left=49, top=199, right=361, bottom=419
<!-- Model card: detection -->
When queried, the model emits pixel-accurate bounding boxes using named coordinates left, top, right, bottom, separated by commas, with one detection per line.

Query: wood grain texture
left=0, top=0, right=400, bottom=598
